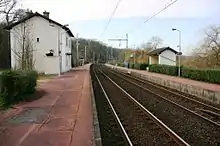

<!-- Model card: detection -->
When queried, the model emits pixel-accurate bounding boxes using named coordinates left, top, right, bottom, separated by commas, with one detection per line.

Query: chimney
left=43, top=11, right=50, bottom=18
left=25, top=9, right=33, bottom=16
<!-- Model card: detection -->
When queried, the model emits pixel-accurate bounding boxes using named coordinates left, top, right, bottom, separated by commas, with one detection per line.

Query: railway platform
left=0, top=64, right=99, bottom=146
left=105, top=64, right=220, bottom=105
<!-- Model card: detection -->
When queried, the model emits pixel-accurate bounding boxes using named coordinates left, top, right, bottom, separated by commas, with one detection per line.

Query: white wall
left=10, top=16, right=73, bottom=74
left=159, top=50, right=176, bottom=66
left=60, top=30, right=72, bottom=72
left=44, top=56, right=59, bottom=74
left=32, top=16, right=59, bottom=73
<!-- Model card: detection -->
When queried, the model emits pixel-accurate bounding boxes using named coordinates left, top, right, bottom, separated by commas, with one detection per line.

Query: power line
left=100, top=0, right=122, bottom=37
left=144, top=0, right=178, bottom=23
left=128, top=0, right=178, bottom=34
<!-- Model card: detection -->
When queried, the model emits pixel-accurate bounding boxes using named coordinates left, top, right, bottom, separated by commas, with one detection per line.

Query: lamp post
left=172, top=28, right=182, bottom=77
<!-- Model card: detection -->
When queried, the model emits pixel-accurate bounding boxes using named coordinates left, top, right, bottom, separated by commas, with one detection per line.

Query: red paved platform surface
left=0, top=65, right=94, bottom=146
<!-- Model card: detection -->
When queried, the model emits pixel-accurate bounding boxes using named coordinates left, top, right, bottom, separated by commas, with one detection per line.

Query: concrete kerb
left=105, top=64, right=220, bottom=105
left=89, top=66, right=102, bottom=146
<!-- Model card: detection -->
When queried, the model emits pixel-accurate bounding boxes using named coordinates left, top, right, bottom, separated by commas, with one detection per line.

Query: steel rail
left=114, top=68, right=220, bottom=112
left=98, top=68, right=190, bottom=146
left=106, top=68, right=220, bottom=127
left=93, top=69, right=133, bottom=146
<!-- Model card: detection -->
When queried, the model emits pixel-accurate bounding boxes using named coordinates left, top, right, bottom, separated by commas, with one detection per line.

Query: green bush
left=129, top=63, right=134, bottom=69
left=181, top=67, right=220, bottom=84
left=140, top=64, right=149, bottom=70
left=134, top=63, right=141, bottom=70
left=149, top=64, right=179, bottom=76
left=118, top=63, right=124, bottom=67
left=125, top=63, right=149, bottom=70
left=148, top=64, right=220, bottom=84
left=0, top=70, right=38, bottom=107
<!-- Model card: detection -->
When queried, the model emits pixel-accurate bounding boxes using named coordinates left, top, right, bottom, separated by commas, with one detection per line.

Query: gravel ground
left=111, top=69, right=220, bottom=123
left=102, top=66, right=220, bottom=146
left=90, top=65, right=128, bottom=146
left=95, top=68, right=178, bottom=146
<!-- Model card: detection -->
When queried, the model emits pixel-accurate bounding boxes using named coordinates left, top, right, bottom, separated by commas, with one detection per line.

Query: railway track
left=90, top=66, right=129, bottom=146
left=107, top=66, right=220, bottom=125
left=92, top=65, right=189, bottom=146
left=99, top=65, right=220, bottom=145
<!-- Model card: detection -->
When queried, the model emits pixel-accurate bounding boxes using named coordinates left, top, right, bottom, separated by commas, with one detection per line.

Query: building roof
left=148, top=47, right=178, bottom=56
left=4, top=12, right=74, bottom=37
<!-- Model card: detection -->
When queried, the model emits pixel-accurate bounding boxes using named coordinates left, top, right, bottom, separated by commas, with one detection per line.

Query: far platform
left=105, top=64, right=220, bottom=105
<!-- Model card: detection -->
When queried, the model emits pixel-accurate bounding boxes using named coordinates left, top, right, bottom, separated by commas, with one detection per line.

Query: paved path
left=0, top=65, right=94, bottom=146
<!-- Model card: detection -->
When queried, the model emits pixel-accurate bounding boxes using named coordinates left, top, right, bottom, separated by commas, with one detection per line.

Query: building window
left=66, top=37, right=68, bottom=46
left=46, top=49, right=54, bottom=56
left=37, top=38, right=40, bottom=42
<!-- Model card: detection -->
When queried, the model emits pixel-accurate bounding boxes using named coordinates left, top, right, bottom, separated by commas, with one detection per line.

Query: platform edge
left=89, top=68, right=102, bottom=146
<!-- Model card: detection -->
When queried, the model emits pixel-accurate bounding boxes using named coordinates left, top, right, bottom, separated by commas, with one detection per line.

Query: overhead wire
left=100, top=0, right=122, bottom=37
left=128, top=0, right=178, bottom=34
left=100, top=0, right=178, bottom=48
left=144, top=0, right=178, bottom=23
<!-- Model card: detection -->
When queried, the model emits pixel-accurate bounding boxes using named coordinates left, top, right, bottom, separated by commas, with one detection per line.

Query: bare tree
left=203, top=25, right=220, bottom=67
left=184, top=25, right=220, bottom=68
left=0, top=0, right=30, bottom=24
left=141, top=36, right=163, bottom=52
left=0, top=0, right=16, bottom=24
left=11, top=21, right=35, bottom=70
left=0, top=0, right=11, bottom=8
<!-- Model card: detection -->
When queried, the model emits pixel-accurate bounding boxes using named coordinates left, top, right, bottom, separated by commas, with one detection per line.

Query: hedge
left=181, top=67, right=220, bottom=84
left=127, top=63, right=134, bottom=69
left=0, top=70, right=38, bottom=108
left=134, top=63, right=140, bottom=69
left=149, top=64, right=179, bottom=76
left=140, top=64, right=149, bottom=70
left=117, top=63, right=125, bottom=67
left=130, top=63, right=148, bottom=70
left=118, top=63, right=149, bottom=70
left=148, top=64, right=220, bottom=84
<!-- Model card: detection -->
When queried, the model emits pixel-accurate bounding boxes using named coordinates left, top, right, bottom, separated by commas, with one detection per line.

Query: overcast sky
left=20, top=0, right=218, bottom=21
left=20, top=0, right=220, bottom=54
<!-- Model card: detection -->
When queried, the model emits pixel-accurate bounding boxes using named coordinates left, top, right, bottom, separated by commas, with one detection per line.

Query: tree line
left=71, top=38, right=120, bottom=66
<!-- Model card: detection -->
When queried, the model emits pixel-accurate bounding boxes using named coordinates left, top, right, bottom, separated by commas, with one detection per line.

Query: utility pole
left=76, top=33, right=79, bottom=66
left=108, top=33, right=128, bottom=63
left=126, top=33, right=128, bottom=49
left=133, top=45, right=136, bottom=66
left=111, top=47, right=113, bottom=60
left=93, top=52, right=95, bottom=63
left=134, top=51, right=136, bottom=65
left=84, top=45, right=87, bottom=62
left=108, top=33, right=128, bottom=49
